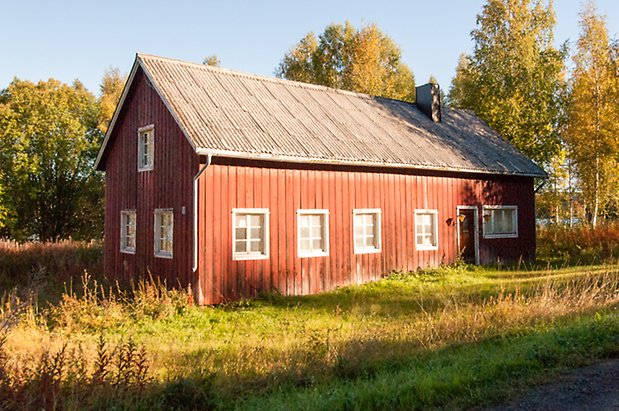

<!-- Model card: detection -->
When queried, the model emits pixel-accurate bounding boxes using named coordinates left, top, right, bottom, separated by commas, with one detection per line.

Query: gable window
left=353, top=209, right=381, bottom=254
left=415, top=209, right=439, bottom=250
left=138, top=125, right=154, bottom=171
left=232, top=209, right=269, bottom=260
left=154, top=209, right=173, bottom=258
left=120, top=210, right=136, bottom=254
left=297, top=209, right=329, bottom=257
left=483, top=206, right=518, bottom=238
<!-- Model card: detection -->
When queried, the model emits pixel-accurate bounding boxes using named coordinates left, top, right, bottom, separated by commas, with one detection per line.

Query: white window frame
left=154, top=208, right=173, bottom=259
left=482, top=205, right=518, bottom=239
left=137, top=124, right=154, bottom=171
left=353, top=208, right=382, bottom=254
left=120, top=210, right=136, bottom=254
left=297, top=209, right=329, bottom=258
left=415, top=209, right=439, bottom=251
left=232, top=208, right=270, bottom=261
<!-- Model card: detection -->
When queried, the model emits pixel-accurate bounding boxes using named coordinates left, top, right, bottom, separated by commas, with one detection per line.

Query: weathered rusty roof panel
left=136, top=54, right=546, bottom=177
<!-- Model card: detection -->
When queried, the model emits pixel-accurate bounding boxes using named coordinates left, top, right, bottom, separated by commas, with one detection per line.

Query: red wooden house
left=95, top=54, right=546, bottom=305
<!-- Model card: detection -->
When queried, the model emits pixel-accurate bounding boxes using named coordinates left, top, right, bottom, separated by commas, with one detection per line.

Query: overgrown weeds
left=0, top=332, right=152, bottom=410
left=537, top=223, right=619, bottom=265
left=1, top=232, right=619, bottom=409
left=0, top=240, right=102, bottom=295
left=0, top=264, right=618, bottom=409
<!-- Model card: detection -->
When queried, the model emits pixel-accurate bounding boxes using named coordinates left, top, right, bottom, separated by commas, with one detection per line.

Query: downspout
left=193, top=154, right=212, bottom=272
left=534, top=180, right=546, bottom=193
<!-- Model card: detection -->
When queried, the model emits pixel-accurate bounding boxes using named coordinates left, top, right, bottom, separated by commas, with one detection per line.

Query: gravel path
left=486, top=359, right=619, bottom=410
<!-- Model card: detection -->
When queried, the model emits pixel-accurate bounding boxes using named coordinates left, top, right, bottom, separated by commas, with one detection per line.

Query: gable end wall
left=103, top=68, right=199, bottom=286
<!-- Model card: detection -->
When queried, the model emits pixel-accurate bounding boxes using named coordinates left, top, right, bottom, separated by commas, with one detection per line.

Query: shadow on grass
left=169, top=310, right=619, bottom=410
left=230, top=264, right=619, bottom=320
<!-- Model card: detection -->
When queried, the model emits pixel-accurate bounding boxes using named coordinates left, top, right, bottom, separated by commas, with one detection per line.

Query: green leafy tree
left=0, top=79, right=103, bottom=241
left=448, top=0, right=566, bottom=167
left=565, top=2, right=619, bottom=226
left=98, top=67, right=125, bottom=134
left=277, top=21, right=415, bottom=101
left=447, top=54, right=476, bottom=108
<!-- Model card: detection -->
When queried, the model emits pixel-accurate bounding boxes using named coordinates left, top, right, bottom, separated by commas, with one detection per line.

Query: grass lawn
left=2, top=262, right=619, bottom=409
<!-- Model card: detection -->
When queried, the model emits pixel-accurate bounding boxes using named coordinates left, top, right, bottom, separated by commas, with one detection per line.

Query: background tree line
left=447, top=0, right=618, bottom=227
left=279, top=0, right=618, bottom=227
left=0, top=69, right=124, bottom=241
left=0, top=0, right=616, bottom=242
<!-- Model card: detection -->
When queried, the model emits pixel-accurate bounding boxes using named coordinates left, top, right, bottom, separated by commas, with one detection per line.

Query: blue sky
left=1, top=0, right=617, bottom=95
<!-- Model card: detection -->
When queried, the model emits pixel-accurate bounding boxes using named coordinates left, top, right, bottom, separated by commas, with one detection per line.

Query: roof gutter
left=193, top=154, right=212, bottom=273
left=194, top=148, right=547, bottom=179
left=534, top=179, right=546, bottom=193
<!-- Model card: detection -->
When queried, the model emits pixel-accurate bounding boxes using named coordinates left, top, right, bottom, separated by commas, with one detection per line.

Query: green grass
left=2, top=263, right=619, bottom=409
left=239, top=312, right=619, bottom=410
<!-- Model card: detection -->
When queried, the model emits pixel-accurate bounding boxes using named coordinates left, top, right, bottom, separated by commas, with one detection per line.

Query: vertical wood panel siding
left=198, top=160, right=535, bottom=304
left=103, top=69, right=199, bottom=287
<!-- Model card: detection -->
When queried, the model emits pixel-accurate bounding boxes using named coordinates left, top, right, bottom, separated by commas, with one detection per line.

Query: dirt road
left=487, top=359, right=619, bottom=410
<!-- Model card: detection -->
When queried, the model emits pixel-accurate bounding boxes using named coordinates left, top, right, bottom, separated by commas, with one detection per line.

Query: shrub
left=0, top=240, right=103, bottom=292
left=537, top=223, right=619, bottom=265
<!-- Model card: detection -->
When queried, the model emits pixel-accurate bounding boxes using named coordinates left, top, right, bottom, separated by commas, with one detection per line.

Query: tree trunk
left=593, top=155, right=599, bottom=228
left=568, top=161, right=573, bottom=227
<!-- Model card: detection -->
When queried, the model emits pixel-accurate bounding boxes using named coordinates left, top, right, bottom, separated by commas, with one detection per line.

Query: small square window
left=120, top=210, right=136, bottom=254
left=154, top=209, right=173, bottom=258
left=297, top=209, right=329, bottom=257
left=353, top=209, right=382, bottom=254
left=232, top=209, right=269, bottom=260
left=482, top=206, right=518, bottom=238
left=138, top=125, right=154, bottom=171
left=415, top=210, right=438, bottom=250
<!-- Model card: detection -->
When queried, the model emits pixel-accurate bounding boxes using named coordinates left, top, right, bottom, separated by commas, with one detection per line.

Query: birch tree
left=565, top=2, right=619, bottom=226
left=448, top=0, right=566, bottom=167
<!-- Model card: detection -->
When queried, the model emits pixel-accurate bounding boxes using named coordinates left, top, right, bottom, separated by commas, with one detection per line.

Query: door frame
left=456, top=206, right=480, bottom=265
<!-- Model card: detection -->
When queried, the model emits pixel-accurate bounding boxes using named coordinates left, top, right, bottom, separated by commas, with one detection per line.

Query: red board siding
left=102, top=69, right=199, bottom=286
left=197, top=159, right=535, bottom=304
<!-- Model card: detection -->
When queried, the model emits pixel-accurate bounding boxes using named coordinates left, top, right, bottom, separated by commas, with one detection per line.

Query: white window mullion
left=154, top=209, right=173, bottom=258
left=482, top=206, right=518, bottom=238
left=298, top=209, right=329, bottom=257
left=415, top=209, right=438, bottom=251
left=353, top=209, right=381, bottom=254
left=138, top=125, right=154, bottom=171
left=232, top=209, right=269, bottom=260
left=120, top=210, right=136, bottom=254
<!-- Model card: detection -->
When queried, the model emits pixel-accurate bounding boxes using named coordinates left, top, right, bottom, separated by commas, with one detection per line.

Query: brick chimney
left=416, top=83, right=441, bottom=122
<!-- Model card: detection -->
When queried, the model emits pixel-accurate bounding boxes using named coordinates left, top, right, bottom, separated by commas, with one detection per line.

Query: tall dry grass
left=0, top=228, right=618, bottom=408
left=537, top=223, right=619, bottom=265
left=3, top=265, right=617, bottom=409
left=0, top=240, right=103, bottom=293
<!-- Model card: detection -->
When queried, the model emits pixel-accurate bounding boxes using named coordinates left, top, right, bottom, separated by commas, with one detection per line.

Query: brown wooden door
left=458, top=208, right=476, bottom=263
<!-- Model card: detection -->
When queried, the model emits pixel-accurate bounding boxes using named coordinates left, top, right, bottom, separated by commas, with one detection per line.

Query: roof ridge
left=136, top=53, right=415, bottom=105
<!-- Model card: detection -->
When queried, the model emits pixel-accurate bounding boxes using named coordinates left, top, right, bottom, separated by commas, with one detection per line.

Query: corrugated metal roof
left=97, top=53, right=547, bottom=177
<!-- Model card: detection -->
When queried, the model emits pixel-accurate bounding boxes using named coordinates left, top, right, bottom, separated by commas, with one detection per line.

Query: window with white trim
left=353, top=209, right=381, bottom=254
left=120, top=210, right=136, bottom=254
left=232, top=209, right=269, bottom=260
left=483, top=206, right=518, bottom=238
left=154, top=209, right=173, bottom=258
left=415, top=209, right=439, bottom=250
left=297, top=209, right=329, bottom=257
left=138, top=125, right=154, bottom=171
